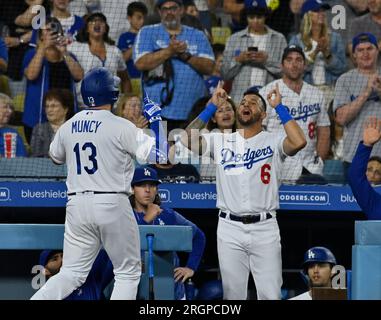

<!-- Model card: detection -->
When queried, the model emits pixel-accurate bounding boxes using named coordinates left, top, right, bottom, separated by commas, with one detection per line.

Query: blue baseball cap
left=301, top=0, right=331, bottom=16
left=352, top=32, right=379, bottom=53
left=156, top=0, right=183, bottom=8
left=131, top=167, right=161, bottom=186
left=244, top=0, right=269, bottom=16
left=39, top=250, right=62, bottom=267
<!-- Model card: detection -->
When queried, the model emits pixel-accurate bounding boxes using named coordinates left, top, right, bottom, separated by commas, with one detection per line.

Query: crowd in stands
left=1, top=0, right=381, bottom=185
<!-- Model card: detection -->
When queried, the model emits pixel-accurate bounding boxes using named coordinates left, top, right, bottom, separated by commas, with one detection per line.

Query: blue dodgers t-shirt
left=118, top=31, right=141, bottom=78
left=133, top=23, right=214, bottom=120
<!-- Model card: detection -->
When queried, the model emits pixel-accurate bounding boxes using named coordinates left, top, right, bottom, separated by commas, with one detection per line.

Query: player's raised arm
left=267, top=83, right=306, bottom=156
left=142, top=91, right=169, bottom=164
left=180, top=81, right=228, bottom=155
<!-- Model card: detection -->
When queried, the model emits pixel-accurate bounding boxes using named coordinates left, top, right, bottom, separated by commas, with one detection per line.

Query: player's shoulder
left=260, top=79, right=281, bottom=93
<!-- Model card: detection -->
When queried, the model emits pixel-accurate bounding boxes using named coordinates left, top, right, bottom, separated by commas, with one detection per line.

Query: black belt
left=219, top=211, right=273, bottom=224
left=67, top=191, right=126, bottom=196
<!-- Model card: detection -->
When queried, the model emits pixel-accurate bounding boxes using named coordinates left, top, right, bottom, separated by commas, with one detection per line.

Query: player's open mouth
left=94, top=26, right=102, bottom=32
left=242, top=110, right=251, bottom=116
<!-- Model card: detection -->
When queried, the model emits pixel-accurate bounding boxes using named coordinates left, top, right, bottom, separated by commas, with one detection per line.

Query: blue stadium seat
left=323, top=160, right=345, bottom=184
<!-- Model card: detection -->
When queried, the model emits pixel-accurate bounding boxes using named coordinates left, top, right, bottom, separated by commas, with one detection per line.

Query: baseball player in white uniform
left=260, top=45, right=331, bottom=182
left=31, top=67, right=165, bottom=300
left=181, top=82, right=306, bottom=299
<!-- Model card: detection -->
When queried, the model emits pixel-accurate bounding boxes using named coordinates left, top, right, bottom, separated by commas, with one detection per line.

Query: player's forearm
left=335, top=90, right=371, bottom=126
left=181, top=118, right=207, bottom=155
left=187, top=57, right=214, bottom=75
left=135, top=49, right=173, bottom=71
left=316, top=126, right=330, bottom=160
left=283, top=120, right=307, bottom=156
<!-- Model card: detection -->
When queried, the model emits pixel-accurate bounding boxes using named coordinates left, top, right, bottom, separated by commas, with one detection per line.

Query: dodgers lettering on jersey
left=203, top=131, right=286, bottom=215
left=221, top=146, right=274, bottom=170
left=260, top=80, right=330, bottom=181
left=287, top=102, right=322, bottom=122
left=71, top=120, right=102, bottom=133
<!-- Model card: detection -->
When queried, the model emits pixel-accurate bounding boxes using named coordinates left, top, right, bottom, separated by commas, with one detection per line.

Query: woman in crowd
left=117, top=94, right=148, bottom=129
left=0, top=93, right=26, bottom=157
left=68, top=12, right=131, bottom=106
left=30, top=88, right=73, bottom=157
left=23, top=17, right=83, bottom=143
left=289, top=0, right=346, bottom=105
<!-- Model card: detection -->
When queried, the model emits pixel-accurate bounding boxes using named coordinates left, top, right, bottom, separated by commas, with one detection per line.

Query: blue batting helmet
left=196, top=280, right=223, bottom=300
left=81, top=67, right=120, bottom=107
left=302, top=246, right=337, bottom=270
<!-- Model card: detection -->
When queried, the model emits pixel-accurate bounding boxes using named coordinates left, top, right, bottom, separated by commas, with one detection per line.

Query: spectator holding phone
left=23, top=17, right=83, bottom=143
left=221, top=0, right=286, bottom=104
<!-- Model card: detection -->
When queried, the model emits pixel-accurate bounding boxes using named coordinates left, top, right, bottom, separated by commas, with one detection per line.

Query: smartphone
left=248, top=46, right=258, bottom=52
left=48, top=18, right=63, bottom=37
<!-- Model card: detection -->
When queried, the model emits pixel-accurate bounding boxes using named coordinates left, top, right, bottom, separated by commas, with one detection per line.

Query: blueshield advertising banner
left=0, top=182, right=379, bottom=211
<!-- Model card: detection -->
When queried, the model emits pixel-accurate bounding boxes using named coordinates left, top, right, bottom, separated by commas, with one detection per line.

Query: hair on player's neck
left=90, top=104, right=112, bottom=111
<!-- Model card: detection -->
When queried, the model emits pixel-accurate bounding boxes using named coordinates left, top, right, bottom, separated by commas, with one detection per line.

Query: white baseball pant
left=31, top=193, right=141, bottom=300
left=217, top=216, right=282, bottom=300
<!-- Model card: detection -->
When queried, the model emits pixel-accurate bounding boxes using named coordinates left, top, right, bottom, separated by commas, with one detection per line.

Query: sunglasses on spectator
left=160, top=5, right=180, bottom=13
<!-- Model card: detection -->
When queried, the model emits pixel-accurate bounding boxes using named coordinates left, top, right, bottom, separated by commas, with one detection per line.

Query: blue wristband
left=199, top=103, right=218, bottom=123
left=275, top=103, right=293, bottom=125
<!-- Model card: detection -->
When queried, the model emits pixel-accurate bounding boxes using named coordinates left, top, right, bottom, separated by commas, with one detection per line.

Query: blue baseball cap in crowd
left=131, top=167, right=161, bottom=186
left=244, top=0, right=269, bottom=16
left=352, top=32, right=379, bottom=53
left=156, top=0, right=183, bottom=8
left=301, top=0, right=331, bottom=17
left=39, top=250, right=62, bottom=267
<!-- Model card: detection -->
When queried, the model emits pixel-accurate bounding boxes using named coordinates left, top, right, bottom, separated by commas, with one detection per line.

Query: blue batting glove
left=143, top=90, right=162, bottom=123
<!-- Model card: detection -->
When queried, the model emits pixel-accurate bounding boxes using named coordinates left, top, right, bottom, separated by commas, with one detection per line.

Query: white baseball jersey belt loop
left=219, top=210, right=273, bottom=224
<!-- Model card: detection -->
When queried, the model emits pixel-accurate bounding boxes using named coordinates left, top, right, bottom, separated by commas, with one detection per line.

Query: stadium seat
left=211, top=27, right=231, bottom=45
left=323, top=160, right=345, bottom=184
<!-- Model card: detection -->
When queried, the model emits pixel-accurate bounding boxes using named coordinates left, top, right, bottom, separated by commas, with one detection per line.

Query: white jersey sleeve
left=49, top=129, right=65, bottom=164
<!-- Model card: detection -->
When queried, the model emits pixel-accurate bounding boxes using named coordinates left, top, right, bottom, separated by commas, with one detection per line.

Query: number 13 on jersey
left=73, top=142, right=98, bottom=175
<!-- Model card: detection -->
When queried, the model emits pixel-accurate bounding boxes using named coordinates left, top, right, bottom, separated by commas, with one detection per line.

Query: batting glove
left=143, top=91, right=162, bottom=124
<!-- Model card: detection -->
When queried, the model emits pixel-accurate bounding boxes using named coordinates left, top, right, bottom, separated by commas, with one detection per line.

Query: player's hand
left=267, top=83, right=282, bottom=108
left=143, top=91, right=162, bottom=123
left=143, top=203, right=162, bottom=223
left=174, top=267, right=194, bottom=283
left=210, top=80, right=228, bottom=107
left=363, top=116, right=381, bottom=147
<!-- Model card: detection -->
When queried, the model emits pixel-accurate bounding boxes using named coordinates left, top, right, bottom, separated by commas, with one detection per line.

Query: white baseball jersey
left=50, top=109, right=155, bottom=194
left=203, top=130, right=287, bottom=215
left=260, top=79, right=330, bottom=181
